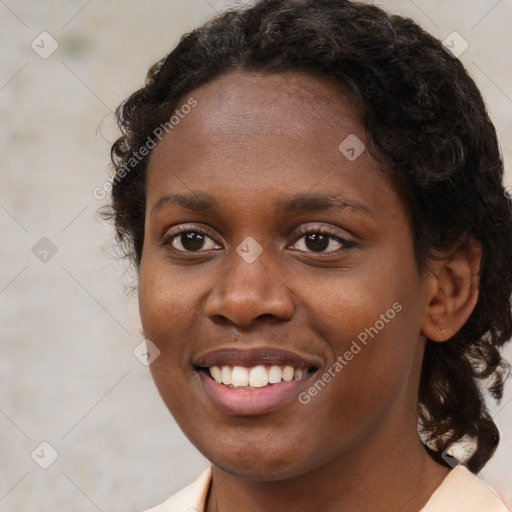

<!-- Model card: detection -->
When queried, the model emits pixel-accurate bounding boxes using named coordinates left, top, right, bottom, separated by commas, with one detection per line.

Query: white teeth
left=294, top=367, right=307, bottom=379
left=282, top=365, right=294, bottom=382
left=210, top=365, right=222, bottom=383
left=268, top=365, right=282, bottom=383
left=209, top=364, right=310, bottom=388
left=231, top=366, right=249, bottom=387
left=249, top=365, right=269, bottom=387
left=221, top=366, right=232, bottom=385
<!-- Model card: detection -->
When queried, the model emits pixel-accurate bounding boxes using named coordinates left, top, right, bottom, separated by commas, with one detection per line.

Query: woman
left=105, top=0, right=512, bottom=510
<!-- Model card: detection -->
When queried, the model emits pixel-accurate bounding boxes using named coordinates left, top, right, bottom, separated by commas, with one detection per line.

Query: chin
left=204, top=443, right=321, bottom=481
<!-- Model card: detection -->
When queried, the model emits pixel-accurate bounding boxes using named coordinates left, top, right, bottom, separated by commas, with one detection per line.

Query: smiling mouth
left=197, top=364, right=318, bottom=390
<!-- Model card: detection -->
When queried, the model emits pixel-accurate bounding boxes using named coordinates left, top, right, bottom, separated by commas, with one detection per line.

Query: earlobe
left=422, top=237, right=482, bottom=342
left=433, top=321, right=446, bottom=336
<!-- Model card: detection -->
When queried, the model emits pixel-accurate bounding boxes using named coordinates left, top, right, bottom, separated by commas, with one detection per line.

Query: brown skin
left=138, top=71, right=481, bottom=512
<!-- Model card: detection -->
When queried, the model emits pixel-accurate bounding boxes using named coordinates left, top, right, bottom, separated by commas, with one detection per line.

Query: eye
left=290, top=228, right=355, bottom=254
left=162, top=226, right=221, bottom=253
left=162, top=225, right=355, bottom=254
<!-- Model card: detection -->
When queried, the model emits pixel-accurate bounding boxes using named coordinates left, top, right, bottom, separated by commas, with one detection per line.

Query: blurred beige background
left=1, top=1, right=511, bottom=510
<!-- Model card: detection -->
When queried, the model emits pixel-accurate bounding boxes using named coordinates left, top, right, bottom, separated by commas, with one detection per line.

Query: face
left=139, top=71, right=432, bottom=479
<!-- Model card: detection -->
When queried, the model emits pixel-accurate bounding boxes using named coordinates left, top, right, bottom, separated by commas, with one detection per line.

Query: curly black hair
left=106, top=0, right=512, bottom=473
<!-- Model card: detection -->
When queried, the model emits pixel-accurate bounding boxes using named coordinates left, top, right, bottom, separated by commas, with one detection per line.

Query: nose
left=204, top=244, right=295, bottom=328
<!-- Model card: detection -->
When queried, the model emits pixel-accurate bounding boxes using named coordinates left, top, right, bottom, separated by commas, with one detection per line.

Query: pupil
left=306, top=233, right=328, bottom=252
left=179, top=233, right=331, bottom=252
left=182, top=232, right=205, bottom=251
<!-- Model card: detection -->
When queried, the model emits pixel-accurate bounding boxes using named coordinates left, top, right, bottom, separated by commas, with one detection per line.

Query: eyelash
left=161, top=225, right=355, bottom=255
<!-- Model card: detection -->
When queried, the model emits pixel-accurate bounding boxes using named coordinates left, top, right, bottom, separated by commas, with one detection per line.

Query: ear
left=421, top=237, right=482, bottom=342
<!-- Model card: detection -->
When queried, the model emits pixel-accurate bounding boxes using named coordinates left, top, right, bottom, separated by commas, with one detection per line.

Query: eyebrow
left=150, top=191, right=373, bottom=218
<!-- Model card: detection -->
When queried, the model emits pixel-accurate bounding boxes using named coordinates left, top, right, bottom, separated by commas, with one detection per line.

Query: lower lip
left=198, top=370, right=313, bottom=416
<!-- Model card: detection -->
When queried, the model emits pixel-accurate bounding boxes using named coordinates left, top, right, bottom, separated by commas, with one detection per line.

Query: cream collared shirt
left=143, top=465, right=511, bottom=512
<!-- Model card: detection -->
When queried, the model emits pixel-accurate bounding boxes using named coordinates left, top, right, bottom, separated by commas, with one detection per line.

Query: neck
left=206, top=420, right=450, bottom=512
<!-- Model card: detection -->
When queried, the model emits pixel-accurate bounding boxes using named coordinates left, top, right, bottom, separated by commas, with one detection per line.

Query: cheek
left=307, top=258, right=405, bottom=345
left=304, top=254, right=422, bottom=408
left=139, top=258, right=194, bottom=333
left=138, top=261, right=201, bottom=419
left=138, top=259, right=197, bottom=375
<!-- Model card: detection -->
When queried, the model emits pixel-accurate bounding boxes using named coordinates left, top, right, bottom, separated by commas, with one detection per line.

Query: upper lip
left=193, top=347, right=322, bottom=369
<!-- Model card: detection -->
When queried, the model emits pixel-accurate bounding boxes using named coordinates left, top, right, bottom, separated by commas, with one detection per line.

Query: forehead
left=177, top=71, right=361, bottom=142
left=149, top=72, right=376, bottom=167
left=147, top=72, right=392, bottom=217
left=185, top=70, right=361, bottom=134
